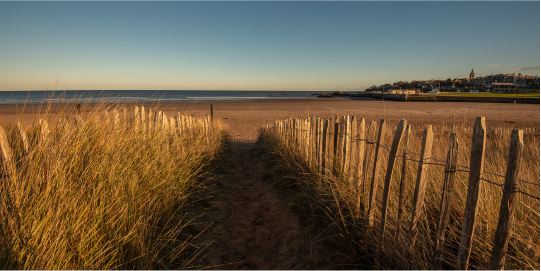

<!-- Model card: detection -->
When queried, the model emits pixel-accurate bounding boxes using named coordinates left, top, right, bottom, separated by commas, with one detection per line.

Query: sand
left=0, top=98, right=538, bottom=269
left=0, top=98, right=538, bottom=142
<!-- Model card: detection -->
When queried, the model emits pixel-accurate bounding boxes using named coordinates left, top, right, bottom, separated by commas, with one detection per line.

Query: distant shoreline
left=1, top=99, right=538, bottom=143
left=316, top=92, right=540, bottom=104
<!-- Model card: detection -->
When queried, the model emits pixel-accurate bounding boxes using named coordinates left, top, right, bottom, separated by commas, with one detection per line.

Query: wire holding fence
left=261, top=115, right=540, bottom=270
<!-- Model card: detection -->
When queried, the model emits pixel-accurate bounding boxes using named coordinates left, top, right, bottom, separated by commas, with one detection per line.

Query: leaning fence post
left=348, top=116, right=358, bottom=185
left=0, top=125, right=15, bottom=177
left=367, top=119, right=387, bottom=228
left=457, top=117, right=486, bottom=270
left=432, top=132, right=459, bottom=269
left=408, top=125, right=434, bottom=251
left=489, top=129, right=523, bottom=270
left=394, top=125, right=412, bottom=249
left=376, top=119, right=407, bottom=267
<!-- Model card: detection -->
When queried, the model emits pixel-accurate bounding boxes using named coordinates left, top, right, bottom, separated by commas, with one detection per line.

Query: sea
left=0, top=90, right=322, bottom=105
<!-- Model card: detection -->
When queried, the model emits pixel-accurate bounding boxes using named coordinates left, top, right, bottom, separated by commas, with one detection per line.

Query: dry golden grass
left=259, top=119, right=539, bottom=270
left=0, top=102, right=227, bottom=269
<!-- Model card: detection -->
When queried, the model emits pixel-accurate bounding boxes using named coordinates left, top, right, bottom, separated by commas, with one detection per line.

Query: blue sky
left=0, top=1, right=539, bottom=91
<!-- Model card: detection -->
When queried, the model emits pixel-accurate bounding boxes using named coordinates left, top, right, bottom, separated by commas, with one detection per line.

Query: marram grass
left=0, top=104, right=227, bottom=269
left=259, top=120, right=539, bottom=270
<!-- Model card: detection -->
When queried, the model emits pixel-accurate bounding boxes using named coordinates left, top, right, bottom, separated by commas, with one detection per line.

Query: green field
left=426, top=92, right=540, bottom=98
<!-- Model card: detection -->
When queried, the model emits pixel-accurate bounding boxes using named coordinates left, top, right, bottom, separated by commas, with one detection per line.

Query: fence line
left=262, top=115, right=539, bottom=270
left=0, top=105, right=216, bottom=178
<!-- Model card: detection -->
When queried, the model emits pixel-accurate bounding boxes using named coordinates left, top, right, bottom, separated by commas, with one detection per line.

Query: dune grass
left=0, top=102, right=227, bottom=269
left=258, top=119, right=539, bottom=269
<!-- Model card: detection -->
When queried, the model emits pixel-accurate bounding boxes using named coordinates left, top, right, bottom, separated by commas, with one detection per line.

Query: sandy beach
left=0, top=98, right=538, bottom=142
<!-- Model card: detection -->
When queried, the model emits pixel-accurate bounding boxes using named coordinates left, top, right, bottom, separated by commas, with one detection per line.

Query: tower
left=470, top=69, right=475, bottom=80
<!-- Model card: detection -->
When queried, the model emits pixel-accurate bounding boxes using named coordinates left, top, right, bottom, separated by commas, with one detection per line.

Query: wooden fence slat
left=489, top=129, right=523, bottom=270
left=75, top=115, right=84, bottom=126
left=432, top=132, right=459, bottom=269
left=122, top=107, right=128, bottom=130
left=408, top=124, right=434, bottom=247
left=333, top=115, right=340, bottom=158
left=141, top=106, right=146, bottom=133
left=311, top=116, right=317, bottom=168
left=360, top=120, right=377, bottom=215
left=394, top=125, right=412, bottom=248
left=317, top=118, right=323, bottom=174
left=356, top=118, right=366, bottom=183
left=0, top=125, right=15, bottom=177
left=348, top=116, right=358, bottom=185
left=336, top=116, right=345, bottom=172
left=134, top=106, right=140, bottom=132
left=457, top=117, right=486, bottom=270
left=367, top=119, right=387, bottom=228
left=39, top=119, right=50, bottom=141
left=322, top=119, right=330, bottom=176
left=170, top=117, right=176, bottom=135
left=375, top=119, right=407, bottom=267
left=17, top=122, right=30, bottom=154
left=327, top=117, right=335, bottom=169
left=148, top=110, right=154, bottom=133
left=343, top=116, right=352, bottom=180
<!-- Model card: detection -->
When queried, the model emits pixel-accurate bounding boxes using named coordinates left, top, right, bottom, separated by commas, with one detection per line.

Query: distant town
left=365, top=69, right=540, bottom=94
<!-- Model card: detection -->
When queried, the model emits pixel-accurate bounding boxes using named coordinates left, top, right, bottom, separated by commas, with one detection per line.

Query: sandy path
left=203, top=142, right=308, bottom=270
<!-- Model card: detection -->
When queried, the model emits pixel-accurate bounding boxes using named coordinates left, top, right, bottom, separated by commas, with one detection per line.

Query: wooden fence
left=262, top=116, right=539, bottom=270
left=0, top=106, right=214, bottom=178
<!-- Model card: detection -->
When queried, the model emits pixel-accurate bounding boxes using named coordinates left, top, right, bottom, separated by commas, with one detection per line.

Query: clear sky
left=1, top=1, right=539, bottom=91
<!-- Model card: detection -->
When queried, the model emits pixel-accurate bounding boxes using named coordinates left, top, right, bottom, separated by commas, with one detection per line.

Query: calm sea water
left=0, top=90, right=321, bottom=105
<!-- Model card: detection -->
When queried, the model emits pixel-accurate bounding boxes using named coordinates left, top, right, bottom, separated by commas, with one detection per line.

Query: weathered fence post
left=320, top=119, right=329, bottom=176
left=367, top=119, right=387, bottom=228
left=210, top=104, right=213, bottom=122
left=376, top=119, right=407, bottom=267
left=134, top=106, right=140, bottom=132
left=312, top=116, right=318, bottom=169
left=489, top=129, right=523, bottom=270
left=113, top=109, right=120, bottom=130
left=39, top=119, right=50, bottom=142
left=141, top=106, right=146, bottom=133
left=394, top=125, right=412, bottom=248
left=336, top=116, right=345, bottom=173
left=360, top=120, right=378, bottom=215
left=75, top=114, right=84, bottom=126
left=348, top=116, right=358, bottom=185
left=355, top=118, right=367, bottom=179
left=432, top=132, right=459, bottom=269
left=122, top=107, right=128, bottom=130
left=0, top=125, right=15, bottom=177
left=148, top=110, right=154, bottom=133
left=17, top=122, right=30, bottom=154
left=408, top=125, right=434, bottom=250
left=457, top=117, right=486, bottom=270
left=342, top=116, right=351, bottom=179
left=322, top=119, right=331, bottom=176
left=333, top=115, right=340, bottom=158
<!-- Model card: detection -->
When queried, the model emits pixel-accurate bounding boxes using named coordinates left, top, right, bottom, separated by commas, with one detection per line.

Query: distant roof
left=492, top=82, right=516, bottom=86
